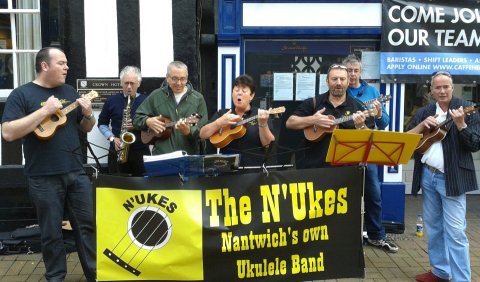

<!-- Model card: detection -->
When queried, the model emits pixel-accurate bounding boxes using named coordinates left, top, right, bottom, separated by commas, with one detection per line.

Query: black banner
left=95, top=167, right=365, bottom=281
left=381, top=0, right=480, bottom=83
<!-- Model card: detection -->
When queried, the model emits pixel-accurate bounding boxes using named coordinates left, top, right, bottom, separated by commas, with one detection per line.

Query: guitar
left=141, top=113, right=202, bottom=145
left=303, top=108, right=377, bottom=142
left=34, top=90, right=99, bottom=140
left=415, top=105, right=480, bottom=154
left=209, top=106, right=285, bottom=149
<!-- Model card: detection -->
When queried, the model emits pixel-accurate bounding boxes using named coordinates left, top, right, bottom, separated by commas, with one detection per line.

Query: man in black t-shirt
left=286, top=64, right=374, bottom=168
left=1, top=47, right=96, bottom=282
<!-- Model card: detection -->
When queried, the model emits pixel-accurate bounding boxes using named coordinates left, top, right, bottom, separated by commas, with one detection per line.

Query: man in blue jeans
left=343, top=55, right=398, bottom=253
left=408, top=71, right=479, bottom=282
left=1, top=47, right=96, bottom=281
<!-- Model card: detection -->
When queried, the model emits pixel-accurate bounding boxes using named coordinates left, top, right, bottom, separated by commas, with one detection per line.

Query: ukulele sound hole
left=129, top=207, right=172, bottom=250
left=50, top=114, right=59, bottom=122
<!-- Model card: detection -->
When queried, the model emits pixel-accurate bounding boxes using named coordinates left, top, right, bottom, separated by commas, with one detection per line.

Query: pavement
left=0, top=195, right=479, bottom=282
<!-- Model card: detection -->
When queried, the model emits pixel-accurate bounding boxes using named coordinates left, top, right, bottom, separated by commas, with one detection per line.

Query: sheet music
left=143, top=153, right=240, bottom=178
left=143, top=150, right=187, bottom=162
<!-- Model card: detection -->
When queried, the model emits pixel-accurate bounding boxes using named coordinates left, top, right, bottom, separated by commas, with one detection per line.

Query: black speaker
left=0, top=165, right=37, bottom=232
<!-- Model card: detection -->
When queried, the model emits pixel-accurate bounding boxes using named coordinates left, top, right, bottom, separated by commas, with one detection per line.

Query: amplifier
left=0, top=165, right=35, bottom=232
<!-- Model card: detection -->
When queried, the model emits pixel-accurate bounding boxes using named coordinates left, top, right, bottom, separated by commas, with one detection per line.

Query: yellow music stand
left=326, top=129, right=422, bottom=245
left=326, top=129, right=422, bottom=166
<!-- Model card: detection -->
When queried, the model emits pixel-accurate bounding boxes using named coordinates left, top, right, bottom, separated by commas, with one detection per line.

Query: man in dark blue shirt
left=98, top=66, right=149, bottom=176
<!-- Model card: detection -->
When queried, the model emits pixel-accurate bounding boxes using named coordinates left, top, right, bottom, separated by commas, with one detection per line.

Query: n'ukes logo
left=103, top=193, right=178, bottom=277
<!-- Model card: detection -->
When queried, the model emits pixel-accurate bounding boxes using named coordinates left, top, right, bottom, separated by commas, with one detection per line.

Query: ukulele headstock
left=267, top=106, right=286, bottom=118
left=464, top=104, right=480, bottom=115
left=82, top=90, right=99, bottom=100
left=187, top=112, right=202, bottom=126
left=377, top=94, right=391, bottom=103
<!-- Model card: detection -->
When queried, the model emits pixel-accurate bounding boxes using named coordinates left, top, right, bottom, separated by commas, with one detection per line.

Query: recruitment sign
left=95, top=167, right=365, bottom=281
left=381, top=0, right=480, bottom=83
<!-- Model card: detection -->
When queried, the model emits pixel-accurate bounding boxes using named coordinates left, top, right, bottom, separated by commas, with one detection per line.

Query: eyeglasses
left=328, top=64, right=348, bottom=72
left=169, top=76, right=188, bottom=83
left=431, top=71, right=452, bottom=80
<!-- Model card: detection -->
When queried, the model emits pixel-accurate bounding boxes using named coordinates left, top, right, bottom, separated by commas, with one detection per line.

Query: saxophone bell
left=120, top=131, right=135, bottom=144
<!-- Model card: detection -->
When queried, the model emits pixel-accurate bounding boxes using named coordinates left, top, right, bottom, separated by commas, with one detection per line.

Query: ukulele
left=303, top=108, right=377, bottom=142
left=303, top=94, right=391, bottom=142
left=141, top=113, right=202, bottom=145
left=415, top=105, right=480, bottom=154
left=34, top=90, right=99, bottom=140
left=209, top=106, right=285, bottom=149
left=362, top=94, right=391, bottom=106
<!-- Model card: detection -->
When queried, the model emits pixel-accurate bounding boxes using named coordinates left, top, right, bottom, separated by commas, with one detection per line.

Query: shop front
left=217, top=0, right=480, bottom=192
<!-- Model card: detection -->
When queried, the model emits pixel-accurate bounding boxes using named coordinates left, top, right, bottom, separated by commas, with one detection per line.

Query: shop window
left=0, top=0, right=40, bottom=165
left=244, top=39, right=380, bottom=168
left=0, top=0, right=41, bottom=98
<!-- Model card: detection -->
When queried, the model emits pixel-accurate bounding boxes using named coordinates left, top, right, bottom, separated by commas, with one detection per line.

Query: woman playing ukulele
left=199, top=75, right=275, bottom=167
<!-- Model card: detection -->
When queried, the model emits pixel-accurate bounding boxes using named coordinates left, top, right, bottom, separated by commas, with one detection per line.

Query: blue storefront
left=217, top=0, right=408, bottom=231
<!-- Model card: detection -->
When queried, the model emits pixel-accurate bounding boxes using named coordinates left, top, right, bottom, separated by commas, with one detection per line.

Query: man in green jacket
left=133, top=61, right=208, bottom=155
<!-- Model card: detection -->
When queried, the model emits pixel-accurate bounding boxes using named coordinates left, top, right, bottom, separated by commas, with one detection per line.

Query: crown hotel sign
left=77, top=79, right=122, bottom=109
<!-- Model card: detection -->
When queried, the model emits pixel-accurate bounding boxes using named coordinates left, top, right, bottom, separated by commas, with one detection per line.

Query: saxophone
left=117, top=96, right=136, bottom=163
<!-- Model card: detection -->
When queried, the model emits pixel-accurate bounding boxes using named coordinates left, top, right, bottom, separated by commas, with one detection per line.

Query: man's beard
left=330, top=88, right=345, bottom=97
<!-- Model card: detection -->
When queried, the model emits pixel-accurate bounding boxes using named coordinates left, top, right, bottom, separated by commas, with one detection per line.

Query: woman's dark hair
left=233, top=74, right=255, bottom=94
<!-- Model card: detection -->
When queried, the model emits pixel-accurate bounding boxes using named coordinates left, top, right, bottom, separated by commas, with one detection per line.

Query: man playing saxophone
left=98, top=66, right=150, bottom=176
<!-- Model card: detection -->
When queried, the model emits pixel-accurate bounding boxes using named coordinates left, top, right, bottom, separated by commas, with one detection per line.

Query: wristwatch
left=84, top=113, right=94, bottom=120
left=109, top=136, right=115, bottom=142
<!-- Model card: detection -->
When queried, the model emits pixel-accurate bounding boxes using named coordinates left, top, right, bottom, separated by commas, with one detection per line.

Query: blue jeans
left=421, top=166, right=470, bottom=282
left=364, top=164, right=385, bottom=241
left=28, top=172, right=96, bottom=282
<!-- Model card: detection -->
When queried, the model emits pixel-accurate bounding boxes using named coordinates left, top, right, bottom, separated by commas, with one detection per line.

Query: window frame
left=0, top=0, right=41, bottom=99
